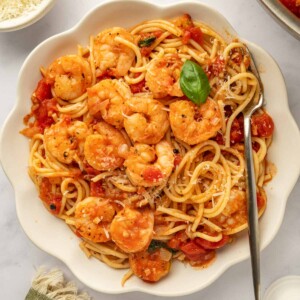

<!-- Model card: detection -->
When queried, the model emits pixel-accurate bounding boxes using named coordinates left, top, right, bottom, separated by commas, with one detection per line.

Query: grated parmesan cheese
left=0, top=0, right=44, bottom=22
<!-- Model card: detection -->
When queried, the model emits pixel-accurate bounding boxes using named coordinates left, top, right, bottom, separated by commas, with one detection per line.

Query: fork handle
left=244, top=114, right=261, bottom=300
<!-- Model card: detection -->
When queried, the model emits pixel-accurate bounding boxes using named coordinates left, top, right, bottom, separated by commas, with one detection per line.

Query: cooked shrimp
left=124, top=141, right=174, bottom=187
left=110, top=206, right=154, bottom=253
left=211, top=188, right=247, bottom=235
left=145, top=54, right=184, bottom=98
left=123, top=96, right=169, bottom=144
left=87, top=79, right=132, bottom=128
left=74, top=197, right=115, bottom=243
left=44, top=116, right=88, bottom=164
left=129, top=248, right=171, bottom=282
left=213, top=188, right=266, bottom=235
left=222, top=189, right=246, bottom=218
left=84, top=121, right=127, bottom=171
left=45, top=55, right=93, bottom=100
left=93, top=27, right=135, bottom=78
left=169, top=99, right=222, bottom=145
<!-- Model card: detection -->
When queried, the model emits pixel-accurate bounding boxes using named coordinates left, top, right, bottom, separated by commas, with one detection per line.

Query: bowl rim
left=1, top=0, right=300, bottom=296
left=0, top=0, right=57, bottom=32
left=257, top=0, right=300, bottom=40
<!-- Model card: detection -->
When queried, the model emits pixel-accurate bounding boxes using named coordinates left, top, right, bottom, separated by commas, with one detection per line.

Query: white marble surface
left=0, top=0, right=299, bottom=299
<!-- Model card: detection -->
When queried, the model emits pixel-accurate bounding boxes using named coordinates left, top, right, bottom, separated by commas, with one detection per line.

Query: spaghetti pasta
left=21, top=14, right=275, bottom=284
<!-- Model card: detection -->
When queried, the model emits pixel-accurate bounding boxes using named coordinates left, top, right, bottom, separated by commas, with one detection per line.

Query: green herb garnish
left=180, top=60, right=210, bottom=105
left=138, top=36, right=156, bottom=47
left=148, top=240, right=177, bottom=254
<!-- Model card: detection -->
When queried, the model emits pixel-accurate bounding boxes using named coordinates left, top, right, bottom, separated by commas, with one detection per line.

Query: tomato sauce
left=34, top=98, right=58, bottom=131
left=90, top=181, right=105, bottom=197
left=195, top=235, right=230, bottom=250
left=251, top=112, right=274, bottom=138
left=39, top=178, right=62, bottom=215
left=143, top=167, right=163, bottom=182
left=130, top=75, right=146, bottom=93
left=215, top=112, right=274, bottom=146
left=35, top=78, right=52, bottom=101
left=176, top=14, right=204, bottom=46
left=205, top=55, right=226, bottom=79
left=22, top=79, right=58, bottom=135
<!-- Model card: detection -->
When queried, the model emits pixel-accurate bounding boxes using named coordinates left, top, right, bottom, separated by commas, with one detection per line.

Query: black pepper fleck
left=50, top=203, right=56, bottom=210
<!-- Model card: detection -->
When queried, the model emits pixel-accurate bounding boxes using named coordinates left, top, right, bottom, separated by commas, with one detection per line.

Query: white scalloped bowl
left=0, top=0, right=57, bottom=32
left=1, top=0, right=300, bottom=297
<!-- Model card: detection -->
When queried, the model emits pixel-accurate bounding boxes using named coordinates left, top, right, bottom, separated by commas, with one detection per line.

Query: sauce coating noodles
left=21, top=14, right=275, bottom=284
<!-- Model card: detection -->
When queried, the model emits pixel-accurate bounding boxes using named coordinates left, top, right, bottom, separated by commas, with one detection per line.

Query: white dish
left=257, top=0, right=300, bottom=40
left=263, top=276, right=300, bottom=300
left=0, top=0, right=57, bottom=32
left=1, top=0, right=300, bottom=296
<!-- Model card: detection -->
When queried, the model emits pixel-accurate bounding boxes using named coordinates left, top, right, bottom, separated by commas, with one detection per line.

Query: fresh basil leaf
left=148, top=240, right=177, bottom=254
left=138, top=36, right=156, bottom=47
left=180, top=60, right=210, bottom=105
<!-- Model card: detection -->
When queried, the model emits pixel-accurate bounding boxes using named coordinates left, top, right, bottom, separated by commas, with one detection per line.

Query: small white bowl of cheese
left=0, top=0, right=57, bottom=32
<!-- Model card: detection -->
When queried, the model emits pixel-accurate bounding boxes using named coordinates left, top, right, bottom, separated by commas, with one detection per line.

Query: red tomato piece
left=174, top=154, right=182, bottom=167
left=98, top=69, right=114, bottom=80
left=130, top=79, right=146, bottom=93
left=230, top=47, right=249, bottom=66
left=143, top=167, right=163, bottom=182
left=252, top=141, right=261, bottom=152
left=257, top=192, right=265, bottom=210
left=251, top=112, right=274, bottom=138
left=84, top=166, right=100, bottom=176
left=206, top=55, right=226, bottom=78
left=195, top=235, right=229, bottom=250
left=35, top=78, right=52, bottom=101
left=141, top=47, right=152, bottom=57
left=214, top=132, right=225, bottom=145
left=167, top=231, right=188, bottom=250
left=182, top=30, right=192, bottom=45
left=230, top=115, right=244, bottom=144
left=188, top=26, right=204, bottom=45
left=167, top=237, right=181, bottom=250
left=39, top=178, right=62, bottom=215
left=90, top=181, right=104, bottom=197
left=180, top=240, right=207, bottom=261
left=179, top=14, right=203, bottom=45
left=34, top=98, right=58, bottom=132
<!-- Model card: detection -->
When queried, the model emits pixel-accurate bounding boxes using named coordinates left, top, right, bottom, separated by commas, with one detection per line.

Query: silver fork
left=242, top=44, right=264, bottom=300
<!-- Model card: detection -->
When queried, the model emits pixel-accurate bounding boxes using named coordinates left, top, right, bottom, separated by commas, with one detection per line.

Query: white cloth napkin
left=25, top=268, right=91, bottom=300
